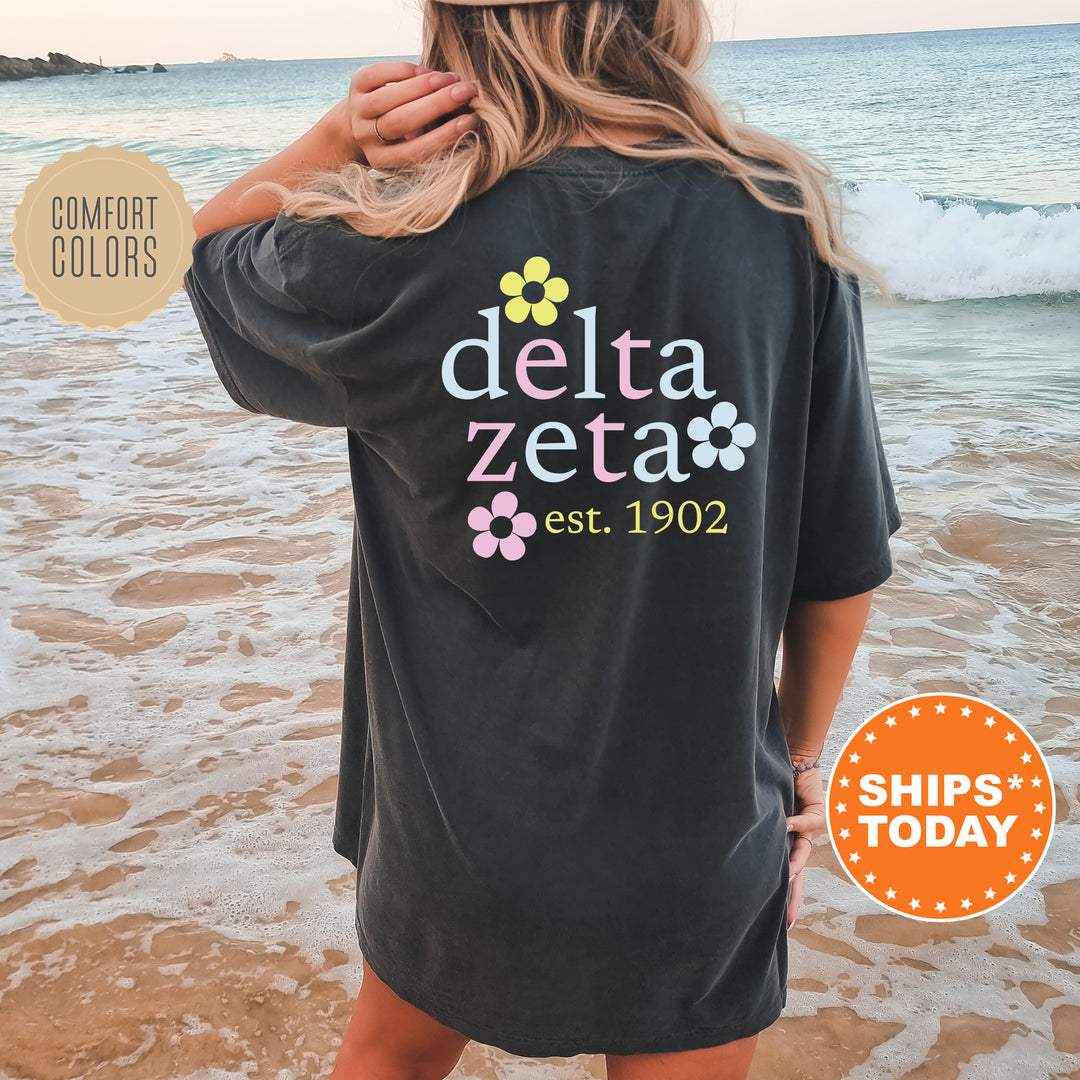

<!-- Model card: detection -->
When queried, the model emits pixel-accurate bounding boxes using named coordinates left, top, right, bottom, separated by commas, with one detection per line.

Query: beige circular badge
left=11, top=144, right=195, bottom=330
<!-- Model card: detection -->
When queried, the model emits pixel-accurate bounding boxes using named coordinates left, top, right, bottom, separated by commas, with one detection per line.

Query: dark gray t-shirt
left=184, top=140, right=902, bottom=1057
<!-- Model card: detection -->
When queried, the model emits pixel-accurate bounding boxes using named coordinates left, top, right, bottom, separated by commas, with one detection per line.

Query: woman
left=183, top=1, right=902, bottom=1077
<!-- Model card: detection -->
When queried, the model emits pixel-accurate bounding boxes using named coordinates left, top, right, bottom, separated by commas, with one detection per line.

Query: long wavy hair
left=250, top=0, right=892, bottom=298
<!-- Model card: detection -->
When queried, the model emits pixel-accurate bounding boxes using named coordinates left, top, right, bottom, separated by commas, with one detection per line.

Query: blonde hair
left=250, top=0, right=893, bottom=299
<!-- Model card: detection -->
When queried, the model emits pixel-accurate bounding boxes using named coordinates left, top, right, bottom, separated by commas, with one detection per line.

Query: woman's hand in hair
left=189, top=62, right=477, bottom=239
left=341, top=60, right=479, bottom=169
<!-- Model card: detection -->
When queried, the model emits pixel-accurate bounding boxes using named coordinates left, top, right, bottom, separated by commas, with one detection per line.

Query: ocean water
left=1, top=21, right=1079, bottom=1080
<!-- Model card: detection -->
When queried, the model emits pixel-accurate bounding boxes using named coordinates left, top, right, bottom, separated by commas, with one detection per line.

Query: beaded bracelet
left=792, top=759, right=822, bottom=779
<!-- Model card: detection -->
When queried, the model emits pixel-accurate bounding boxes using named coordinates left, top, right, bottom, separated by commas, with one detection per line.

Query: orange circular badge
left=826, top=693, right=1054, bottom=921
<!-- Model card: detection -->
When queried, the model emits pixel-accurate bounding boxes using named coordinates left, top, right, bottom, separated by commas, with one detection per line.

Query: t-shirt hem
left=789, top=547, right=897, bottom=602
left=354, top=912, right=786, bottom=1057
left=183, top=266, right=262, bottom=416
left=333, top=829, right=359, bottom=868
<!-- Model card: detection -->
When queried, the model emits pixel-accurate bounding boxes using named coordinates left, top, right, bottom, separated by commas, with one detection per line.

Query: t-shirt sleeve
left=790, top=263, right=903, bottom=601
left=183, top=213, right=349, bottom=428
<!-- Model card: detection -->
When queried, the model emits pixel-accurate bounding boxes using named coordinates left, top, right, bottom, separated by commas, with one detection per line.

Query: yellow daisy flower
left=499, top=256, right=569, bottom=326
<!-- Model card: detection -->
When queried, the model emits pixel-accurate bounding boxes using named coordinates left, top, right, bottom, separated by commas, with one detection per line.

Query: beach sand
left=3, top=302, right=1080, bottom=1079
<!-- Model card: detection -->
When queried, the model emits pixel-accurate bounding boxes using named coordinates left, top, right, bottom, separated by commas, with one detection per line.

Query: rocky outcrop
left=0, top=51, right=104, bottom=81
left=0, top=52, right=166, bottom=81
left=212, top=52, right=262, bottom=62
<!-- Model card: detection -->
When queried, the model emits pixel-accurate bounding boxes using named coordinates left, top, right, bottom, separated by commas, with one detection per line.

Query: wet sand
left=3, top=306, right=1080, bottom=1079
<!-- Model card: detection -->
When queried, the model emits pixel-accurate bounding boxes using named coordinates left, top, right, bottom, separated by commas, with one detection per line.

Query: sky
left=3, top=0, right=1077, bottom=67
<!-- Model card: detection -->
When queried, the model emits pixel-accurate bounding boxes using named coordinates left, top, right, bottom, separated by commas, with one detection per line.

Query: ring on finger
left=373, top=114, right=394, bottom=144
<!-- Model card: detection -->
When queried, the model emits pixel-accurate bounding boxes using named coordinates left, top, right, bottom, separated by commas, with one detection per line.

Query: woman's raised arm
left=192, top=60, right=478, bottom=240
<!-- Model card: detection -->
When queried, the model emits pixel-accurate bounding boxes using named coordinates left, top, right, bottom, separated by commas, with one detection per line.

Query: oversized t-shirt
left=183, top=138, right=902, bottom=1058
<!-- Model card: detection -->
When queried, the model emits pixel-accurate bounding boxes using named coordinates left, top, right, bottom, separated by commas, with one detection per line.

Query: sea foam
left=843, top=180, right=1080, bottom=301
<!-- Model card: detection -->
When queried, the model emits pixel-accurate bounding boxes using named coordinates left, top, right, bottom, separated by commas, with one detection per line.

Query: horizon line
left=26, top=17, right=1077, bottom=68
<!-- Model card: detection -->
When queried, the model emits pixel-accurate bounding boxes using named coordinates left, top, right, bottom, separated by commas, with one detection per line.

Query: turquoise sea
left=1, top=21, right=1079, bottom=1080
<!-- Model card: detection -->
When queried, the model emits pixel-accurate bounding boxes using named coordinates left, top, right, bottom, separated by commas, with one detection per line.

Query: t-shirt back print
left=183, top=145, right=903, bottom=1057
left=446, top=253, right=758, bottom=561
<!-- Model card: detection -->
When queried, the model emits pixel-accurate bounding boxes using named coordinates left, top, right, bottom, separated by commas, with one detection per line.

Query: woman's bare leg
left=329, top=957, right=471, bottom=1080
left=605, top=1033, right=760, bottom=1080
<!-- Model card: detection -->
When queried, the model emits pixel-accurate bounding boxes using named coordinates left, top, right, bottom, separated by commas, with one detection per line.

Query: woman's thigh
left=330, top=957, right=472, bottom=1080
left=605, top=1033, right=760, bottom=1080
